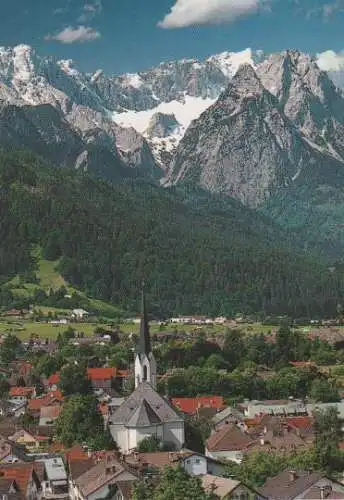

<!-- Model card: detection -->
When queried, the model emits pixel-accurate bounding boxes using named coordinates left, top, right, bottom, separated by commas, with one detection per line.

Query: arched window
left=143, top=365, right=148, bottom=381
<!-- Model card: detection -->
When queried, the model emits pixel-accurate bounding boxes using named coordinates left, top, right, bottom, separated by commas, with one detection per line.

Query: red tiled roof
left=49, top=368, right=127, bottom=386
left=28, top=390, right=64, bottom=412
left=47, top=372, right=60, bottom=385
left=171, top=396, right=225, bottom=415
left=9, top=387, right=35, bottom=397
left=0, top=463, right=34, bottom=495
left=87, top=367, right=116, bottom=380
left=65, top=445, right=89, bottom=462
left=286, top=416, right=313, bottom=430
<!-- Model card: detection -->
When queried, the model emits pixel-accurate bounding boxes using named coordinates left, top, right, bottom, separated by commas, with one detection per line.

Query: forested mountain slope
left=0, top=150, right=342, bottom=318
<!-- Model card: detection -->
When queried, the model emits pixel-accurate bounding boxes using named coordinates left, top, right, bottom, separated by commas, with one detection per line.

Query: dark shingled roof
left=127, top=399, right=162, bottom=427
left=110, top=382, right=183, bottom=426
left=260, top=470, right=324, bottom=500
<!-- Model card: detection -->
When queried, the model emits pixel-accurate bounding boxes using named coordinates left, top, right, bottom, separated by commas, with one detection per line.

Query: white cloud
left=77, top=0, right=103, bottom=23
left=158, top=0, right=269, bottom=29
left=316, top=50, right=344, bottom=71
left=45, top=25, right=101, bottom=43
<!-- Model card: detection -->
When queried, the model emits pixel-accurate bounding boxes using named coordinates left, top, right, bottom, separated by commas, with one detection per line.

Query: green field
left=0, top=320, right=101, bottom=340
left=0, top=316, right=279, bottom=341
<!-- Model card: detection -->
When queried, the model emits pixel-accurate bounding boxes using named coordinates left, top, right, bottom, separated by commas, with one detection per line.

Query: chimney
left=260, top=438, right=265, bottom=446
left=289, top=471, right=298, bottom=482
left=320, top=486, right=325, bottom=500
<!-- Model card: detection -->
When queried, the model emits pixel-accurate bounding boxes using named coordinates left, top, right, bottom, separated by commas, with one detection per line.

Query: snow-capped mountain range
left=0, top=43, right=344, bottom=183
left=0, top=45, right=266, bottom=170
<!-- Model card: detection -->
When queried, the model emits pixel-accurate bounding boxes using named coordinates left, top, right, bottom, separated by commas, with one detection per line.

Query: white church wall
left=163, top=421, right=185, bottom=450
left=129, top=425, right=164, bottom=450
left=109, top=424, right=128, bottom=452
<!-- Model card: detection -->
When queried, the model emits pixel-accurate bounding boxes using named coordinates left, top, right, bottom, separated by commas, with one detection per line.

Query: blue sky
left=1, top=0, right=344, bottom=75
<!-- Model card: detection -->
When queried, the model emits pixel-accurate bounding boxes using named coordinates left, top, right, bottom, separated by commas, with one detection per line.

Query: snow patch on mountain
left=112, top=96, right=215, bottom=167
left=207, top=48, right=262, bottom=78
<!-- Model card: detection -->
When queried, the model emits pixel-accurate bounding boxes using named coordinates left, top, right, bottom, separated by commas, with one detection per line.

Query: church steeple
left=138, top=284, right=151, bottom=356
left=134, top=283, right=157, bottom=389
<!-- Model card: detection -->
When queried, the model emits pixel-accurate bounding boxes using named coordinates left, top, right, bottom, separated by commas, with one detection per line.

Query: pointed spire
left=138, top=281, right=151, bottom=355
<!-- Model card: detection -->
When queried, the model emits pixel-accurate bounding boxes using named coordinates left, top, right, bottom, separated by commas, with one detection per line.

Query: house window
left=195, top=459, right=200, bottom=465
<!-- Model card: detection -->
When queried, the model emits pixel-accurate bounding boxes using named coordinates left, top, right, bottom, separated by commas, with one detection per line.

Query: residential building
left=8, top=430, right=50, bottom=451
left=8, top=387, right=36, bottom=405
left=202, top=475, right=266, bottom=500
left=242, top=399, right=307, bottom=418
left=109, top=289, right=185, bottom=453
left=260, top=470, right=344, bottom=500
left=212, top=407, right=245, bottom=429
left=125, top=451, right=227, bottom=477
left=0, top=463, right=41, bottom=499
left=28, top=391, right=64, bottom=418
left=205, top=423, right=254, bottom=463
left=39, top=405, right=62, bottom=427
left=87, top=367, right=117, bottom=390
left=39, top=457, right=69, bottom=500
left=69, top=451, right=138, bottom=500
left=71, top=309, right=89, bottom=320
left=0, top=477, right=23, bottom=499
left=0, top=436, right=27, bottom=464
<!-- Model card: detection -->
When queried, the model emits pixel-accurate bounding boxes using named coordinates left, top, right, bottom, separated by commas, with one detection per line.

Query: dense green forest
left=0, top=150, right=343, bottom=317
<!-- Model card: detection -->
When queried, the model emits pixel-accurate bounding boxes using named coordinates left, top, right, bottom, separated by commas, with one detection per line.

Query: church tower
left=134, top=286, right=157, bottom=389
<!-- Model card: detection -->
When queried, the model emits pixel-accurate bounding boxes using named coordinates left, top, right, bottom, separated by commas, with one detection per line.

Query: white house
left=181, top=453, right=227, bottom=477
left=109, top=289, right=185, bottom=453
left=71, top=309, right=89, bottom=320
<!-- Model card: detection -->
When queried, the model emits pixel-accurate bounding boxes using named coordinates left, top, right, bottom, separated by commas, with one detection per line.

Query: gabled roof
left=127, top=399, right=162, bottom=427
left=75, top=452, right=138, bottom=497
left=260, top=470, right=324, bottom=500
left=69, top=459, right=96, bottom=481
left=87, top=367, right=116, bottom=381
left=65, top=444, right=89, bottom=462
left=110, top=382, right=183, bottom=426
left=206, top=423, right=254, bottom=452
left=172, top=396, right=224, bottom=415
left=28, top=390, right=64, bottom=412
left=202, top=475, right=240, bottom=498
left=0, top=463, right=38, bottom=495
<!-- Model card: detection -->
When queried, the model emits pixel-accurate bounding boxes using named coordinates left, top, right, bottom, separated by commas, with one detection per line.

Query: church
left=108, top=289, right=185, bottom=453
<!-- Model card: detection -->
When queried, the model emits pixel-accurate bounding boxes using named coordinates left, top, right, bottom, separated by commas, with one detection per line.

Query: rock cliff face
left=166, top=54, right=344, bottom=207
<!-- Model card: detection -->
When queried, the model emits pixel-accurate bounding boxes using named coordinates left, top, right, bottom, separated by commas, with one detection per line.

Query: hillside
left=5, top=247, right=122, bottom=318
left=0, top=150, right=343, bottom=318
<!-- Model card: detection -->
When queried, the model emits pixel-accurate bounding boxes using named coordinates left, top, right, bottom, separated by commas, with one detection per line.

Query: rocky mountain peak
left=145, top=112, right=180, bottom=138
left=224, top=63, right=262, bottom=96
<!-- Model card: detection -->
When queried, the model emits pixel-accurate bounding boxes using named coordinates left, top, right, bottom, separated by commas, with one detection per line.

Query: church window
left=143, top=365, right=148, bottom=381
